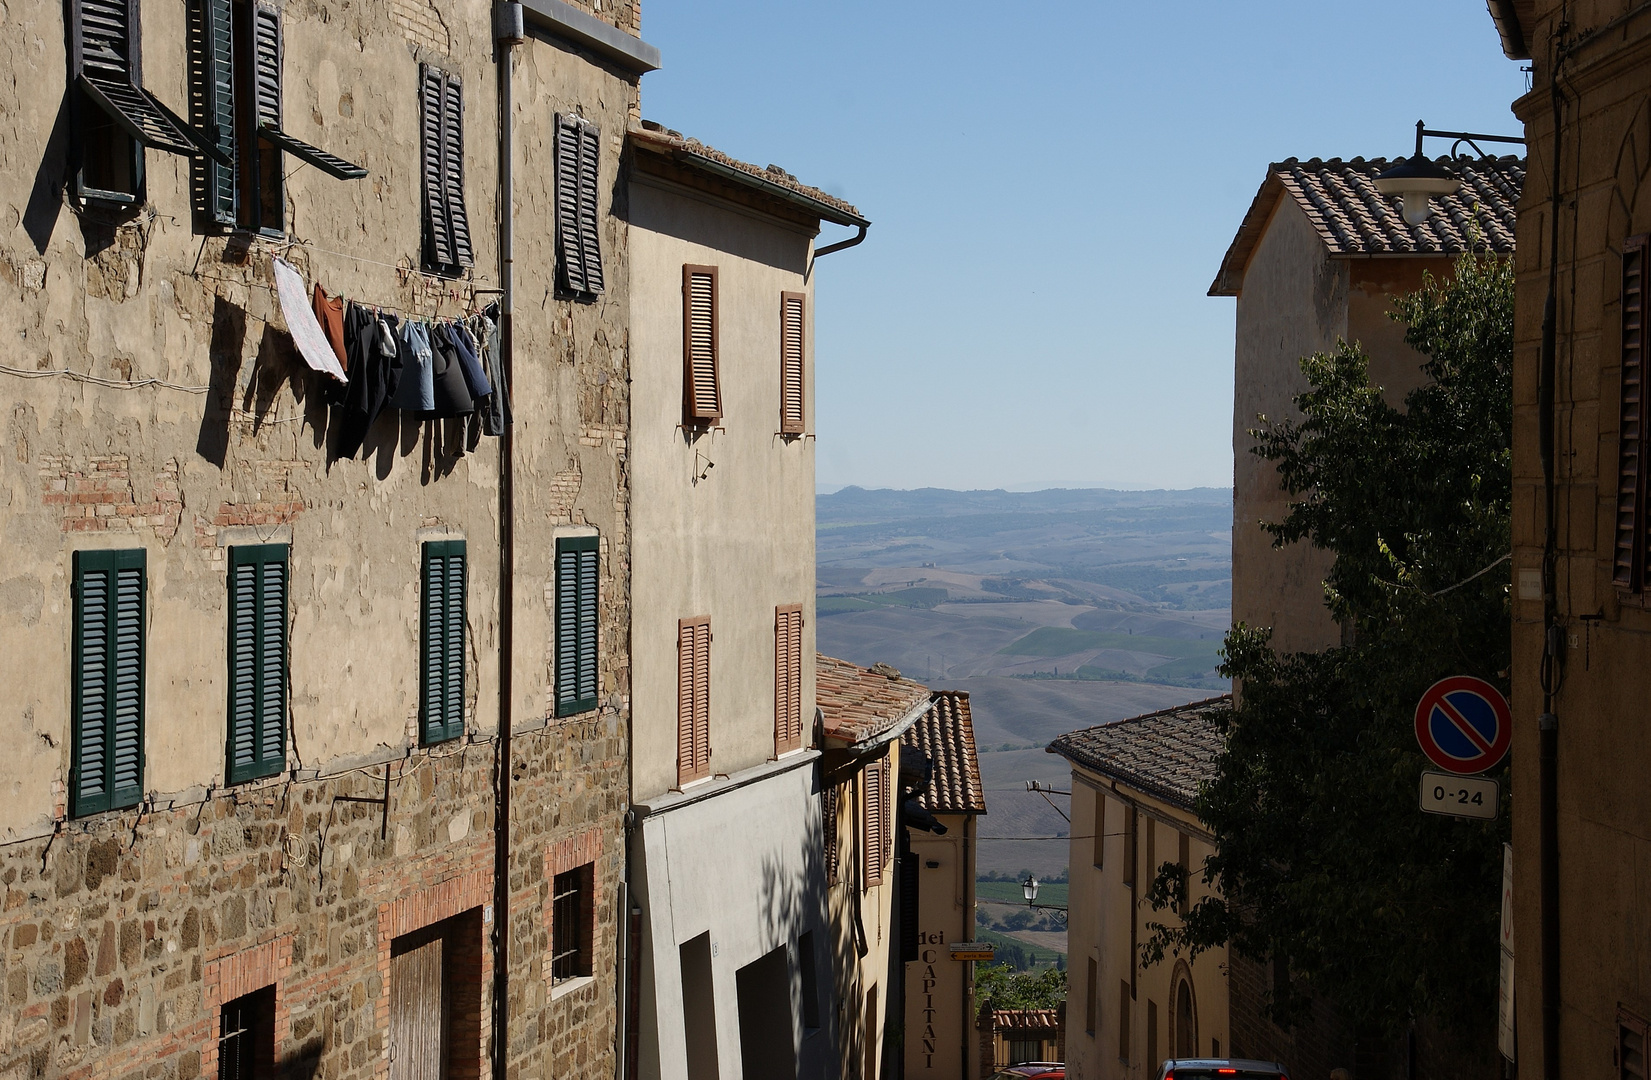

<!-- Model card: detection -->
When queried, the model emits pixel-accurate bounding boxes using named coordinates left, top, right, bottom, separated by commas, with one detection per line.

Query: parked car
left=989, top=1064, right=1065, bottom=1080
left=1155, top=1060, right=1289, bottom=1080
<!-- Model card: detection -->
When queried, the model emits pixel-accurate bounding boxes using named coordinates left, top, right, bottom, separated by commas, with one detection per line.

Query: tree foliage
left=975, top=962, right=1068, bottom=1011
left=1144, top=254, right=1514, bottom=1037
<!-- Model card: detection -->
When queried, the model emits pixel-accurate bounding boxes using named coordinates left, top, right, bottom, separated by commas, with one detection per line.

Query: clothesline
left=192, top=270, right=487, bottom=323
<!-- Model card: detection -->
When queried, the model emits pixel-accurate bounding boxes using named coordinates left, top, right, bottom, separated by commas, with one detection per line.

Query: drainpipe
left=960, top=814, right=971, bottom=1080
left=491, top=7, right=521, bottom=1080
left=814, top=223, right=868, bottom=259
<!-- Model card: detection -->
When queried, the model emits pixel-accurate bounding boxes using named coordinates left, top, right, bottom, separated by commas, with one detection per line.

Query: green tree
left=1144, top=253, right=1513, bottom=1038
left=975, top=962, right=1068, bottom=1010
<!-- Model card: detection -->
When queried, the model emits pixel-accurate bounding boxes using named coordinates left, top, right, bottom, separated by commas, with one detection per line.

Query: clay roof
left=630, top=122, right=868, bottom=226
left=1210, top=155, right=1524, bottom=296
left=900, top=691, right=985, bottom=814
left=1047, top=696, right=1231, bottom=812
left=816, top=654, right=931, bottom=748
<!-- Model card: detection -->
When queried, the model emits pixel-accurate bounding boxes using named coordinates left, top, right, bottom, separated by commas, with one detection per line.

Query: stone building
left=1210, top=155, right=1522, bottom=654
left=817, top=654, right=934, bottom=1080
left=1484, top=1, right=1651, bottom=1074
left=0, top=1, right=654, bottom=1079
left=1048, top=698, right=1231, bottom=1080
left=622, top=125, right=870, bottom=1080
left=899, top=690, right=986, bottom=1080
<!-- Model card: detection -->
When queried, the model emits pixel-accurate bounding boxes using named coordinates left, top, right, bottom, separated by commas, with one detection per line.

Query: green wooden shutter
left=577, top=119, right=603, bottom=294
left=71, top=549, right=146, bottom=817
left=227, top=544, right=287, bottom=783
left=420, top=540, right=466, bottom=744
left=441, top=75, right=472, bottom=269
left=554, top=535, right=599, bottom=717
left=554, top=114, right=586, bottom=295
left=200, top=0, right=237, bottom=224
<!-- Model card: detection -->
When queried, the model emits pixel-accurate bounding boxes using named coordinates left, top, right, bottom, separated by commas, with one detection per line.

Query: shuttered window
left=555, top=114, right=604, bottom=298
left=774, top=605, right=804, bottom=755
left=1617, top=234, right=1650, bottom=592
left=71, top=549, right=146, bottom=817
left=554, top=536, right=599, bottom=718
left=677, top=617, right=711, bottom=786
left=226, top=544, right=287, bottom=784
left=1623, top=1007, right=1649, bottom=1079
left=71, top=0, right=218, bottom=204
left=1093, top=790, right=1105, bottom=868
left=823, top=783, right=840, bottom=885
left=420, top=65, right=473, bottom=275
left=420, top=540, right=466, bottom=745
left=780, top=292, right=806, bottom=435
left=863, top=755, right=887, bottom=888
left=198, top=0, right=237, bottom=224
left=683, top=265, right=721, bottom=422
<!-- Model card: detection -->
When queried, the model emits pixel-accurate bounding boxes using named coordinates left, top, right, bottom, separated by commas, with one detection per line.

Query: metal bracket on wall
left=332, top=762, right=392, bottom=841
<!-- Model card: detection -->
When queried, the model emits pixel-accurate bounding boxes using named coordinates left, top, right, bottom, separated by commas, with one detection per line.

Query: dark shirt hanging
left=475, top=314, right=511, bottom=436
left=429, top=323, right=475, bottom=418
left=336, top=304, right=402, bottom=458
left=450, top=321, right=492, bottom=400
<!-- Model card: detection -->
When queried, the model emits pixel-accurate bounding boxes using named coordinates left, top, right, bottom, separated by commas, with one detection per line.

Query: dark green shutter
left=227, top=544, right=287, bottom=784
left=577, top=119, right=602, bottom=294
left=554, top=535, right=599, bottom=717
left=554, top=115, right=603, bottom=298
left=420, top=65, right=453, bottom=269
left=440, top=75, right=472, bottom=268
left=200, top=0, right=237, bottom=224
left=71, top=549, right=146, bottom=817
left=420, top=540, right=466, bottom=745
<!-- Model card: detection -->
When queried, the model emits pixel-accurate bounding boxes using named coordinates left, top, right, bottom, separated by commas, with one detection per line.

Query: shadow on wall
left=751, top=788, right=835, bottom=1078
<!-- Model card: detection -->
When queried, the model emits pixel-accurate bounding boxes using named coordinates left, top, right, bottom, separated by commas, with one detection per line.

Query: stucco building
left=1210, top=156, right=1522, bottom=654
left=622, top=124, right=871, bottom=1080
left=899, top=690, right=987, bottom=1080
left=1049, top=698, right=1230, bottom=1080
left=1483, top=1, right=1651, bottom=1074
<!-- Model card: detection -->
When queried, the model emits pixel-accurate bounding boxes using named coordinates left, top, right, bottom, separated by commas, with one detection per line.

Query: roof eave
left=1209, top=174, right=1285, bottom=297
left=1486, top=0, right=1532, bottom=60
left=825, top=694, right=935, bottom=753
left=629, top=130, right=869, bottom=228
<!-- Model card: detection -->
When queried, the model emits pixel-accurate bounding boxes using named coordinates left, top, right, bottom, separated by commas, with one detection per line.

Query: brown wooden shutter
left=1617, top=234, right=1649, bottom=590
left=554, top=114, right=587, bottom=295
left=779, top=292, right=805, bottom=435
left=823, top=783, right=840, bottom=885
left=1622, top=1006, right=1649, bottom=1079
left=683, top=265, right=721, bottom=422
left=864, top=756, right=885, bottom=888
left=774, top=605, right=803, bottom=755
left=677, top=617, right=711, bottom=785
left=1092, top=790, right=1105, bottom=868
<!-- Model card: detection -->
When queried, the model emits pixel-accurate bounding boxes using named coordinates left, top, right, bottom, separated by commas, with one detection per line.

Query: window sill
left=549, top=974, right=596, bottom=1002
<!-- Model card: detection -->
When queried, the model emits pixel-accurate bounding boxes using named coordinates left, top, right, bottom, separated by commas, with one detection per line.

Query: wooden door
left=390, top=935, right=446, bottom=1080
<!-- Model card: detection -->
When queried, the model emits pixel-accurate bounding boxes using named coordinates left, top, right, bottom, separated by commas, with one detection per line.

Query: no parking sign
left=1414, top=676, right=1512, bottom=775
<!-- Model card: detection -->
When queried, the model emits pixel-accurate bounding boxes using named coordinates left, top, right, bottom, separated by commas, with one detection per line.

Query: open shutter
left=577, top=120, right=603, bottom=294
left=1617, top=234, right=1649, bottom=590
left=823, top=784, right=840, bottom=885
left=780, top=292, right=806, bottom=434
left=241, top=3, right=361, bottom=181
left=72, top=549, right=145, bottom=817
left=555, top=115, right=587, bottom=295
left=441, top=75, right=472, bottom=267
left=420, top=65, right=454, bottom=269
left=227, top=545, right=286, bottom=783
left=199, top=0, right=237, bottom=223
left=774, top=605, right=803, bottom=754
left=420, top=540, right=466, bottom=745
left=683, top=266, right=721, bottom=421
left=73, top=0, right=215, bottom=158
left=677, top=617, right=711, bottom=785
left=555, top=536, right=599, bottom=717
left=677, top=621, right=695, bottom=784
left=864, top=757, right=885, bottom=888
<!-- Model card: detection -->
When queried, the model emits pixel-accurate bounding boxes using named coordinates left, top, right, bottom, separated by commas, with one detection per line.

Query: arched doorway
left=1175, top=977, right=1197, bottom=1057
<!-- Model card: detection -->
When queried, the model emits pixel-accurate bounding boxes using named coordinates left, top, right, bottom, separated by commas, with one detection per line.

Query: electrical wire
left=0, top=363, right=209, bottom=394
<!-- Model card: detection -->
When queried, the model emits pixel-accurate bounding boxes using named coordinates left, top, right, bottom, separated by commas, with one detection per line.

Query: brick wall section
left=40, top=455, right=183, bottom=539
left=200, top=935, right=293, bottom=1080
left=1228, top=951, right=1356, bottom=1077
left=542, top=829, right=601, bottom=984
left=375, top=868, right=492, bottom=1080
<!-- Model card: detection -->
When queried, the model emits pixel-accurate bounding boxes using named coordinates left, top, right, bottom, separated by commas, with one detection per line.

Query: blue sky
left=638, top=2, right=1528, bottom=492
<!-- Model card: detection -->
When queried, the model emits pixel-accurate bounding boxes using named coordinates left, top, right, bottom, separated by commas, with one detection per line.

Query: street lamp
left=1374, top=120, right=1525, bottom=225
left=1023, top=874, right=1039, bottom=903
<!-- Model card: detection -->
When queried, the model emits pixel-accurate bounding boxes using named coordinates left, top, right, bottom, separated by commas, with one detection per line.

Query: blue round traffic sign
left=1414, top=676, right=1512, bottom=775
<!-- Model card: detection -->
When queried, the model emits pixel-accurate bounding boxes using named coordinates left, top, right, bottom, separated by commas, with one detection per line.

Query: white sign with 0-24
left=1419, top=771, right=1500, bottom=820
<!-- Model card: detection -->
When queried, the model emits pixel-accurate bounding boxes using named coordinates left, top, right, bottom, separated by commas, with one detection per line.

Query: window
left=219, top=985, right=275, bottom=1080
left=1085, top=958, right=1098, bottom=1035
left=420, top=540, right=466, bottom=745
left=70, top=0, right=216, bottom=205
left=554, top=536, right=599, bottom=717
left=1092, top=790, right=1105, bottom=869
left=683, top=265, right=721, bottom=423
left=389, top=910, right=484, bottom=1080
left=863, top=755, right=887, bottom=889
left=549, top=863, right=593, bottom=985
left=419, top=65, right=472, bottom=275
left=774, top=604, right=803, bottom=755
left=194, top=0, right=364, bottom=233
left=1175, top=979, right=1197, bottom=1057
left=1178, top=831, right=1192, bottom=916
left=779, top=292, right=805, bottom=434
left=797, top=931, right=820, bottom=1032
left=71, top=549, right=146, bottom=817
left=227, top=544, right=287, bottom=784
left=1147, top=998, right=1158, bottom=1071
left=555, top=114, right=603, bottom=298
left=677, top=616, right=711, bottom=785
left=1118, top=979, right=1131, bottom=1062
left=1622, top=1007, right=1649, bottom=1080
left=1616, top=233, right=1649, bottom=591
left=1123, top=804, right=1138, bottom=887
left=822, top=783, right=840, bottom=885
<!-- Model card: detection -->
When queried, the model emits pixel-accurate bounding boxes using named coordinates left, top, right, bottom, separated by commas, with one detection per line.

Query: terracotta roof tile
left=900, top=691, right=985, bottom=814
left=816, top=654, right=931, bottom=748
left=630, top=122, right=867, bottom=226
left=986, top=1008, right=1063, bottom=1032
left=1047, top=695, right=1231, bottom=811
left=1210, top=155, right=1524, bottom=296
